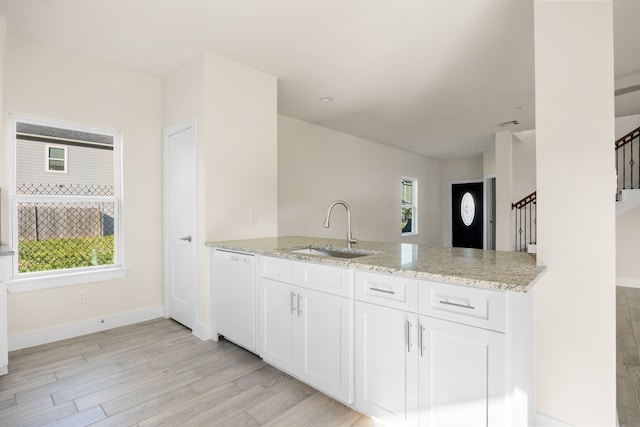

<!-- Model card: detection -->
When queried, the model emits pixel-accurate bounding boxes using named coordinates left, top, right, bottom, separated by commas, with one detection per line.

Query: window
left=11, top=116, right=123, bottom=287
left=401, top=177, right=418, bottom=235
left=46, top=144, right=68, bottom=173
left=460, top=192, right=476, bottom=226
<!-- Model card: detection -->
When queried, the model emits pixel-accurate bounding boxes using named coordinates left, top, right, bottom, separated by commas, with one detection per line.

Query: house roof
left=16, top=122, right=114, bottom=150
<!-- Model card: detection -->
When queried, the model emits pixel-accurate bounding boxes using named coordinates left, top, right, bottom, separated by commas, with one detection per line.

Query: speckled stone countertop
left=206, top=236, right=545, bottom=292
left=0, top=245, right=14, bottom=257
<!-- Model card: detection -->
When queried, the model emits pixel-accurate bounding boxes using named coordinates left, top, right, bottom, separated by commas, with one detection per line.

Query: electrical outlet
left=249, top=211, right=257, bottom=224
left=77, top=289, right=86, bottom=304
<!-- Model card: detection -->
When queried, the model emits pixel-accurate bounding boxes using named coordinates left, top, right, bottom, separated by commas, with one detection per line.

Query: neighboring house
left=15, top=122, right=115, bottom=241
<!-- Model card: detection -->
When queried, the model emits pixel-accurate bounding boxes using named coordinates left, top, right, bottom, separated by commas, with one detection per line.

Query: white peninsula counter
left=207, top=236, right=544, bottom=427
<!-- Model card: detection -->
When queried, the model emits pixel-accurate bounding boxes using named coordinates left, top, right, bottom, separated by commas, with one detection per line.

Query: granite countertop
left=206, top=236, right=545, bottom=292
left=0, top=245, right=14, bottom=256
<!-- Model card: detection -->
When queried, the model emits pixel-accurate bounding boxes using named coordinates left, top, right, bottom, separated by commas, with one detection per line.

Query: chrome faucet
left=323, top=200, right=357, bottom=249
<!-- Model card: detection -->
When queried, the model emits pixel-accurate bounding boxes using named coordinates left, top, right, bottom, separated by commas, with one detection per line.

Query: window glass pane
left=402, top=207, right=413, bottom=233
left=461, top=192, right=476, bottom=226
left=14, top=118, right=118, bottom=275
left=17, top=200, right=115, bottom=273
left=402, top=179, right=413, bottom=204
left=49, top=159, right=65, bottom=171
left=48, top=147, right=65, bottom=159
left=401, top=177, right=416, bottom=234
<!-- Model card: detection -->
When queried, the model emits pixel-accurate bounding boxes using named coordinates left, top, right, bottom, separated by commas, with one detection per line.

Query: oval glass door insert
left=461, top=192, right=475, bottom=226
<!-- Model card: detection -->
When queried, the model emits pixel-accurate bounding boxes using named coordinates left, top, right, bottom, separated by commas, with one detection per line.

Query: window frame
left=45, top=144, right=68, bottom=173
left=401, top=176, right=418, bottom=236
left=8, top=114, right=126, bottom=292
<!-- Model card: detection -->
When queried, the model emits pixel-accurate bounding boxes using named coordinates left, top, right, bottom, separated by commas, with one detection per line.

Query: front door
left=451, top=182, right=483, bottom=249
left=163, top=118, right=197, bottom=329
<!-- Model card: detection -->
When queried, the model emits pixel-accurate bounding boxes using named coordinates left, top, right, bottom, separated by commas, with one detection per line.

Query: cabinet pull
left=297, top=294, right=302, bottom=317
left=406, top=320, right=412, bottom=353
left=370, top=286, right=395, bottom=295
left=419, top=324, right=425, bottom=357
left=290, top=291, right=297, bottom=314
left=439, top=299, right=475, bottom=310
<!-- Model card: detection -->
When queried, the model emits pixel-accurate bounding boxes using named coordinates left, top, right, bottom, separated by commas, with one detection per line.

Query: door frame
left=484, top=174, right=496, bottom=250
left=448, top=179, right=484, bottom=248
left=162, top=117, right=199, bottom=329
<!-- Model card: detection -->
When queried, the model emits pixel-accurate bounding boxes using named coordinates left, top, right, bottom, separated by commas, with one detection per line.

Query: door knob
left=179, top=235, right=192, bottom=242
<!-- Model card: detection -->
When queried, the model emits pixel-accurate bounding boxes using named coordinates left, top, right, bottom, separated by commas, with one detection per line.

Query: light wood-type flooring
left=618, top=286, right=640, bottom=426
left=2, top=290, right=638, bottom=426
left=0, top=318, right=376, bottom=426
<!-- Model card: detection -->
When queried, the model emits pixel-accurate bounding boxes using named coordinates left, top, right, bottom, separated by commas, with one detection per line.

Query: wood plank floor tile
left=90, top=384, right=198, bottom=427
left=136, top=381, right=245, bottom=427
left=73, top=366, right=178, bottom=412
left=618, top=286, right=640, bottom=425
left=99, top=370, right=202, bottom=416
left=41, top=405, right=106, bottom=427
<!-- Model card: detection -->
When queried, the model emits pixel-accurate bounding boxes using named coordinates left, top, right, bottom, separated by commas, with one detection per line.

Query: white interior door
left=163, top=118, right=197, bottom=329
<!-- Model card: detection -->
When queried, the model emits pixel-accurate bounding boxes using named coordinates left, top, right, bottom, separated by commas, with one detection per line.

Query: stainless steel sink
left=284, top=246, right=378, bottom=259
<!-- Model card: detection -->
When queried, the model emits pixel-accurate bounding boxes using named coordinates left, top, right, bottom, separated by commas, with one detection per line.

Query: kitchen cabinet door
left=261, top=278, right=298, bottom=374
left=355, top=301, right=419, bottom=427
left=298, top=287, right=351, bottom=403
left=418, top=315, right=506, bottom=427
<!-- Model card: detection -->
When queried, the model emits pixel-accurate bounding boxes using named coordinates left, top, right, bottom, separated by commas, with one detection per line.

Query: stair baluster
left=615, top=126, right=640, bottom=199
left=512, top=191, right=536, bottom=252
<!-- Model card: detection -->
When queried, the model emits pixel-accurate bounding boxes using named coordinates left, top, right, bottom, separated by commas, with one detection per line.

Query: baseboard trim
left=535, top=412, right=572, bottom=426
left=8, top=305, right=164, bottom=351
left=192, top=321, right=212, bottom=341
left=617, top=277, right=640, bottom=289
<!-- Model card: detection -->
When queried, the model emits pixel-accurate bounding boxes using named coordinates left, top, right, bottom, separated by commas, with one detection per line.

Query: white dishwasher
left=212, top=249, right=256, bottom=352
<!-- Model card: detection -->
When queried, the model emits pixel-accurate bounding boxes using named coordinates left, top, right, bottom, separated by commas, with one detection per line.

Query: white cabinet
left=298, top=286, right=350, bottom=400
left=260, top=257, right=352, bottom=403
left=355, top=271, right=509, bottom=427
left=261, top=278, right=298, bottom=373
left=419, top=315, right=505, bottom=427
left=355, top=301, right=419, bottom=426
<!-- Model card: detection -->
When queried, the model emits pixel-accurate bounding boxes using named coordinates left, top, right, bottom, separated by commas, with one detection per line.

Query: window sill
left=7, top=267, right=128, bottom=293
left=402, top=232, right=419, bottom=237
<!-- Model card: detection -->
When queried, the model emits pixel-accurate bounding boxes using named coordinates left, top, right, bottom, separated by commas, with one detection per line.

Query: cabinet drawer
left=419, top=281, right=506, bottom=332
left=299, top=263, right=352, bottom=297
left=260, top=256, right=299, bottom=284
left=355, top=271, right=418, bottom=312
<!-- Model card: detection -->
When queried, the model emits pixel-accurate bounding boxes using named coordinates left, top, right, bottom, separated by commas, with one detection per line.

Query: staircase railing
left=615, top=126, right=640, bottom=199
left=512, top=191, right=536, bottom=252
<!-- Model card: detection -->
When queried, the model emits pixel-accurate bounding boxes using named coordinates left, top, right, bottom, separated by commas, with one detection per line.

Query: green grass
left=18, top=236, right=114, bottom=273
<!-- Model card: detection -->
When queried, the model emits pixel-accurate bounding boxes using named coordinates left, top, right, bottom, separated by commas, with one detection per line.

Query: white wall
left=2, top=35, right=163, bottom=335
left=278, top=115, right=443, bottom=246
left=163, top=50, right=278, bottom=334
left=617, top=206, right=640, bottom=288
left=534, top=1, right=616, bottom=424
left=616, top=113, right=640, bottom=138
left=512, top=133, right=536, bottom=202
left=441, top=156, right=483, bottom=246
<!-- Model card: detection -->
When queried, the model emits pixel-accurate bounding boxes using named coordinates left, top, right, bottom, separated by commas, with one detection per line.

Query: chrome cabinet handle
left=369, top=286, right=395, bottom=295
left=419, top=324, right=425, bottom=357
left=406, top=320, right=412, bottom=353
left=439, top=299, right=475, bottom=310
left=179, top=235, right=192, bottom=242
left=297, top=294, right=303, bottom=317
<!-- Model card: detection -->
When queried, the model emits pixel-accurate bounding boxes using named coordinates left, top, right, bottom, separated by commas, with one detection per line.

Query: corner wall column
left=534, top=0, right=616, bottom=424
left=495, top=131, right=513, bottom=251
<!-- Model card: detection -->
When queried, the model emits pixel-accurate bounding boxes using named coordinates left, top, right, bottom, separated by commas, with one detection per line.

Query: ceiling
left=0, top=0, right=638, bottom=159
